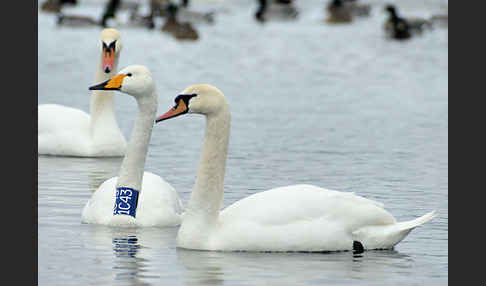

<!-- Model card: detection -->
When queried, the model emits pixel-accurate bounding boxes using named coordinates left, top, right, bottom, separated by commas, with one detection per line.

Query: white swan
left=155, top=84, right=436, bottom=252
left=38, top=28, right=127, bottom=157
left=81, top=65, right=183, bottom=227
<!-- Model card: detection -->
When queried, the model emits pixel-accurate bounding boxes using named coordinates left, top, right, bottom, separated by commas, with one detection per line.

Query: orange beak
left=155, top=98, right=189, bottom=123
left=89, top=74, right=126, bottom=91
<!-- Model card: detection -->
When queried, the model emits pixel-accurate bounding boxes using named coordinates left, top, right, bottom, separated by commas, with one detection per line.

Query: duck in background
left=101, top=0, right=122, bottom=27
left=40, top=0, right=77, bottom=13
left=127, top=0, right=169, bottom=29
left=147, top=0, right=214, bottom=26
left=161, top=3, right=199, bottom=41
left=255, top=0, right=299, bottom=23
left=430, top=14, right=447, bottom=28
left=344, top=0, right=371, bottom=17
left=384, top=4, right=431, bottom=39
left=326, top=0, right=371, bottom=24
left=127, top=0, right=162, bottom=29
left=430, top=2, right=448, bottom=28
left=56, top=0, right=119, bottom=27
left=57, top=13, right=100, bottom=27
left=383, top=4, right=410, bottom=39
left=326, top=0, right=353, bottom=23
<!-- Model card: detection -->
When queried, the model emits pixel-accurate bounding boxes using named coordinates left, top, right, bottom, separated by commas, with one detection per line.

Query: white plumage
left=81, top=65, right=183, bottom=227
left=38, top=28, right=126, bottom=157
left=82, top=172, right=183, bottom=227
left=157, top=84, right=436, bottom=252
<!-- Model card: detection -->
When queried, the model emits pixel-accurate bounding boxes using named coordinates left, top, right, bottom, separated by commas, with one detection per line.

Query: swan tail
left=352, top=210, right=437, bottom=250
left=393, top=210, right=437, bottom=231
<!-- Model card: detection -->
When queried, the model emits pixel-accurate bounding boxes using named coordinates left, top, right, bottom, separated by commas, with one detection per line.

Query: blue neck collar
left=113, top=187, right=139, bottom=218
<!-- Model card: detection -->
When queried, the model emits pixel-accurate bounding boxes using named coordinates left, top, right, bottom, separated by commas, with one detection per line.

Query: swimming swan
left=155, top=84, right=436, bottom=252
left=38, top=28, right=127, bottom=157
left=81, top=65, right=183, bottom=227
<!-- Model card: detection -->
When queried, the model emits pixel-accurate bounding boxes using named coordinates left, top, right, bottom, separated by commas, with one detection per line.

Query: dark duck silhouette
left=57, top=13, right=100, bottom=27
left=161, top=3, right=199, bottom=41
left=430, top=14, right=447, bottom=28
left=56, top=0, right=119, bottom=28
left=255, top=0, right=298, bottom=23
left=384, top=4, right=431, bottom=39
left=40, top=0, right=77, bottom=13
left=326, top=0, right=353, bottom=23
left=344, top=0, right=371, bottom=17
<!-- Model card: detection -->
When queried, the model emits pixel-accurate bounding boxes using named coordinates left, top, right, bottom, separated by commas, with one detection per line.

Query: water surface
left=38, top=0, right=448, bottom=285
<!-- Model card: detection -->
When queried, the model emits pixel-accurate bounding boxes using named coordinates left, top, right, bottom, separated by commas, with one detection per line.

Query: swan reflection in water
left=177, top=248, right=413, bottom=285
left=109, top=227, right=179, bottom=284
left=112, top=233, right=153, bottom=284
left=83, top=225, right=179, bottom=284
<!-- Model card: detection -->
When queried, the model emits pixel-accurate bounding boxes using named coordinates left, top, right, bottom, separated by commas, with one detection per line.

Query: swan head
left=100, top=28, right=122, bottom=74
left=89, top=65, right=155, bottom=99
left=155, top=84, right=227, bottom=122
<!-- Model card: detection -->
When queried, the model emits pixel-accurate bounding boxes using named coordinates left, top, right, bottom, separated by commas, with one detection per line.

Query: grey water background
left=38, top=0, right=448, bottom=285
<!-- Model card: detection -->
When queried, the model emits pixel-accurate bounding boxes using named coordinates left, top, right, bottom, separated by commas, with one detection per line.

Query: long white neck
left=179, top=105, right=230, bottom=242
left=89, top=53, right=120, bottom=136
left=115, top=92, right=157, bottom=191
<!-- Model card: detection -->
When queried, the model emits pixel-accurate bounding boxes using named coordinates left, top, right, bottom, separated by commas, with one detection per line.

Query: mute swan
left=82, top=65, right=183, bottom=227
left=38, top=28, right=127, bottom=157
left=155, top=84, right=436, bottom=252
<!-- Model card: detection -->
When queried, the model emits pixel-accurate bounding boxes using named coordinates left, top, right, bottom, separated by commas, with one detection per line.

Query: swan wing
left=220, top=184, right=392, bottom=227
left=213, top=185, right=395, bottom=251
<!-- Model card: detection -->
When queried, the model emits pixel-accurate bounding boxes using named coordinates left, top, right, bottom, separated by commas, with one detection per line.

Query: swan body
left=38, top=28, right=127, bottom=157
left=212, top=186, right=435, bottom=251
left=82, top=172, right=183, bottom=227
left=82, top=65, right=183, bottom=227
left=155, top=84, right=436, bottom=252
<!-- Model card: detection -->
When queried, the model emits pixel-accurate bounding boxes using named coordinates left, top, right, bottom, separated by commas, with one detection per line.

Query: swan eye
left=126, top=73, right=132, bottom=77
